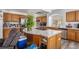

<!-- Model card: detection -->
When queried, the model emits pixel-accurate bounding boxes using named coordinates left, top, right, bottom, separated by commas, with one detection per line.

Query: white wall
left=0, top=10, right=3, bottom=39
left=47, top=9, right=66, bottom=27
left=47, top=9, right=79, bottom=28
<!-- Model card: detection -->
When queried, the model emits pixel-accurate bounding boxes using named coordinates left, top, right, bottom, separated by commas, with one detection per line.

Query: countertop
left=65, top=28, right=79, bottom=30
left=45, top=26, right=79, bottom=30
left=3, top=27, right=21, bottom=29
left=23, top=28, right=62, bottom=38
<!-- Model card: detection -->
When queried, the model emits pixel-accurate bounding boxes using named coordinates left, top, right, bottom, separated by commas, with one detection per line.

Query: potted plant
left=24, top=15, right=35, bottom=31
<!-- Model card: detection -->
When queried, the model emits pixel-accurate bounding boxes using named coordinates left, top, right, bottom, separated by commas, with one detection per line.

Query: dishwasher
left=61, top=29, right=67, bottom=40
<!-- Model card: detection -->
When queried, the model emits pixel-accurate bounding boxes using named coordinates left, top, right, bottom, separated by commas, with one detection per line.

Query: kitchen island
left=23, top=29, right=62, bottom=49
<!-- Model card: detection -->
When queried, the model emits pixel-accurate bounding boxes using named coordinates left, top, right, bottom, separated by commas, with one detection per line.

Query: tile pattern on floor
left=61, top=39, right=79, bottom=49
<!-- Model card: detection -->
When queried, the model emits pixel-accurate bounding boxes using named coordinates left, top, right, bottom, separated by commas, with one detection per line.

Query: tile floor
left=61, top=39, right=79, bottom=49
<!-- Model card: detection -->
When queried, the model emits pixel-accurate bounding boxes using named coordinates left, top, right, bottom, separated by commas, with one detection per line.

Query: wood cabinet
left=66, top=11, right=76, bottom=22
left=3, top=29, right=11, bottom=40
left=47, top=34, right=61, bottom=49
left=56, top=34, right=61, bottom=48
left=67, top=29, right=79, bottom=42
left=47, top=36, right=56, bottom=49
left=36, top=16, right=47, bottom=22
left=33, top=35, right=41, bottom=47
left=75, top=30, right=79, bottom=42
left=19, top=15, right=26, bottom=19
left=3, top=13, right=12, bottom=22
left=67, top=29, right=75, bottom=41
left=76, top=11, right=79, bottom=22
left=41, top=16, right=47, bottom=22
left=3, top=13, right=25, bottom=22
left=11, top=14, right=20, bottom=22
left=27, top=34, right=61, bottom=49
left=3, top=28, right=20, bottom=40
left=24, top=34, right=41, bottom=47
left=3, top=13, right=25, bottom=40
left=24, top=33, right=61, bottom=49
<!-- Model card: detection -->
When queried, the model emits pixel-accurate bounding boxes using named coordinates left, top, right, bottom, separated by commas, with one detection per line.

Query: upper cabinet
left=36, top=16, right=47, bottom=22
left=3, top=13, right=12, bottom=22
left=3, top=13, right=25, bottom=22
left=66, top=11, right=79, bottom=22
left=66, top=11, right=76, bottom=22
left=42, top=16, right=47, bottom=22
left=21, top=15, right=26, bottom=18
left=76, top=11, right=79, bottom=22
left=11, top=14, right=19, bottom=22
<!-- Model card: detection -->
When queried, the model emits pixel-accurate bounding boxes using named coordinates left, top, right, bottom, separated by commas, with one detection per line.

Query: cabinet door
left=12, top=14, right=19, bottom=22
left=76, top=31, right=79, bottom=42
left=3, top=29, right=11, bottom=40
left=76, top=11, right=79, bottom=22
left=33, top=35, right=41, bottom=47
left=66, top=11, right=76, bottom=22
left=26, top=34, right=33, bottom=40
left=56, top=34, right=61, bottom=49
left=3, top=13, right=12, bottom=22
left=47, top=36, right=56, bottom=49
left=42, top=16, right=47, bottom=22
left=37, top=16, right=47, bottom=22
left=67, top=29, right=75, bottom=41
left=19, top=15, right=26, bottom=19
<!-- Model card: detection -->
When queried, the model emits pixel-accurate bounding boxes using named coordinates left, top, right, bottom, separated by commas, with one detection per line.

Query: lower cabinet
left=24, top=33, right=61, bottom=49
left=67, top=29, right=79, bottom=42
left=67, top=29, right=75, bottom=41
left=24, top=34, right=41, bottom=47
left=33, top=35, right=41, bottom=47
left=3, top=29, right=11, bottom=40
left=75, top=30, right=79, bottom=42
left=47, top=36, right=56, bottom=49
left=56, top=34, right=61, bottom=48
left=47, top=34, right=61, bottom=49
left=3, top=28, right=20, bottom=40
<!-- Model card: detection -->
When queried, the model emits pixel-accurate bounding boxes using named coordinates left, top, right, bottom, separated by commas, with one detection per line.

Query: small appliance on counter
left=77, top=24, right=79, bottom=28
left=3, top=22, right=20, bottom=28
left=66, top=24, right=72, bottom=28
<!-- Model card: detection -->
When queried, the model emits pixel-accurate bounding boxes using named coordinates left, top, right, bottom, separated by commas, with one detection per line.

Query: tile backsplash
left=3, top=22, right=20, bottom=28
left=65, top=22, right=79, bottom=28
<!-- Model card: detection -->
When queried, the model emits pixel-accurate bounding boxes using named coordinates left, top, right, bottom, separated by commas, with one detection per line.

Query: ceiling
left=4, top=9, right=45, bottom=13
left=4, top=9, right=54, bottom=14
left=2, top=9, right=78, bottom=15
